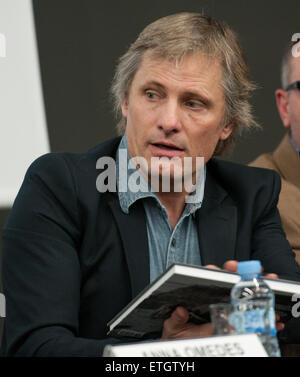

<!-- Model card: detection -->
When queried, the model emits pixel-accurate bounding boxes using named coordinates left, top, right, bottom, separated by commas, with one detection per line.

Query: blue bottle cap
left=238, top=260, right=261, bottom=276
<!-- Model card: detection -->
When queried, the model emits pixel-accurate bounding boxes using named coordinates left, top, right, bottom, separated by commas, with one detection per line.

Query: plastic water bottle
left=230, top=260, right=281, bottom=357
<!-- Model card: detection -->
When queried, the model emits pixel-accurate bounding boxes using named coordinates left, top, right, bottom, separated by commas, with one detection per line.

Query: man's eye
left=186, top=101, right=202, bottom=108
left=146, top=91, right=158, bottom=99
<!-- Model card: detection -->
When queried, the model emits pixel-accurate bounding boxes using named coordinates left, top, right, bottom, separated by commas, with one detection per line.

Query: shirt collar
left=116, top=134, right=155, bottom=214
left=290, top=132, right=300, bottom=155
left=116, top=133, right=206, bottom=215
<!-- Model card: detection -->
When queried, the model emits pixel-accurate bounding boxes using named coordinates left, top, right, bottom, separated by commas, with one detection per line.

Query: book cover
left=107, top=263, right=300, bottom=339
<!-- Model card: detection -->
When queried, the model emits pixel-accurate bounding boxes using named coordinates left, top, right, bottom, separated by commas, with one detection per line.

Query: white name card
left=103, top=334, right=268, bottom=357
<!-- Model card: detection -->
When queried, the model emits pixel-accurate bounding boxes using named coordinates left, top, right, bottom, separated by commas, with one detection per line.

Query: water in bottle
left=230, top=260, right=281, bottom=357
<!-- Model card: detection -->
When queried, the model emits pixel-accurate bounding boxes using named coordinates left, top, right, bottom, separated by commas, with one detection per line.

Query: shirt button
left=171, top=239, right=176, bottom=247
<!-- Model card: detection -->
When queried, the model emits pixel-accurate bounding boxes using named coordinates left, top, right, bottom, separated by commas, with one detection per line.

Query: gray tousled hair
left=281, top=40, right=299, bottom=90
left=111, top=12, right=259, bottom=155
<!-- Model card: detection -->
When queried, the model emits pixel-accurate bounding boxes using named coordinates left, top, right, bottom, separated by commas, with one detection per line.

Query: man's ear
left=121, top=98, right=129, bottom=118
left=275, top=89, right=291, bottom=128
left=220, top=122, right=234, bottom=141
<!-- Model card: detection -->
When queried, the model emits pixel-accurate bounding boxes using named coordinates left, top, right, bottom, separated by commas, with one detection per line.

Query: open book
left=107, top=263, right=300, bottom=339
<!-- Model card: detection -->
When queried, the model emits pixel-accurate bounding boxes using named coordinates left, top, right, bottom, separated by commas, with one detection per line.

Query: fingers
left=161, top=307, right=214, bottom=340
left=222, top=260, right=238, bottom=272
left=276, top=322, right=285, bottom=332
left=221, top=260, right=279, bottom=278
left=161, top=306, right=189, bottom=339
left=205, top=261, right=239, bottom=272
left=194, top=322, right=214, bottom=337
left=204, top=264, right=220, bottom=270
left=265, top=273, right=278, bottom=279
left=171, top=306, right=190, bottom=325
left=275, top=313, right=285, bottom=331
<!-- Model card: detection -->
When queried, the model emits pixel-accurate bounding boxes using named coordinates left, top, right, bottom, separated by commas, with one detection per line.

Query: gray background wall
left=1, top=0, right=299, bottom=340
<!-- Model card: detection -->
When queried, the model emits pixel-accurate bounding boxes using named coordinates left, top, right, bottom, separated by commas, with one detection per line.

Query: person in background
left=250, top=40, right=300, bottom=264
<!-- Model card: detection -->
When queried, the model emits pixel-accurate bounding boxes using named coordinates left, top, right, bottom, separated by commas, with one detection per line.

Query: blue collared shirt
left=116, top=134, right=205, bottom=282
left=290, top=133, right=300, bottom=155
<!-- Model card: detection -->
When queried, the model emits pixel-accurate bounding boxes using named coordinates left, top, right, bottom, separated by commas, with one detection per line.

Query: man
left=1, top=13, right=300, bottom=357
left=250, top=40, right=300, bottom=264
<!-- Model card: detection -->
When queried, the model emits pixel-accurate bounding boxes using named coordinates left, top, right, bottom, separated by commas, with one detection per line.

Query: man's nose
left=157, top=100, right=182, bottom=134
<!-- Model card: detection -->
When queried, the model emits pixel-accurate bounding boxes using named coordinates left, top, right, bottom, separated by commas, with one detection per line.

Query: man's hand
left=161, top=306, right=214, bottom=340
left=206, top=260, right=279, bottom=279
left=161, top=260, right=284, bottom=340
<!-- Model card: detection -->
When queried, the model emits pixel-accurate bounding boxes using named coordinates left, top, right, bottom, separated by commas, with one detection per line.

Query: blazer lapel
left=197, top=167, right=237, bottom=267
left=107, top=194, right=150, bottom=298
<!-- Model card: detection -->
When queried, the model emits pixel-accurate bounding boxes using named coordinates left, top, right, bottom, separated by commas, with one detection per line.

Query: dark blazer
left=2, top=137, right=300, bottom=356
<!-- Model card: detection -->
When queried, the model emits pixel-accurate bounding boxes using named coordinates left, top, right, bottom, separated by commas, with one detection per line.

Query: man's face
left=122, top=52, right=233, bottom=183
left=287, top=57, right=300, bottom=148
